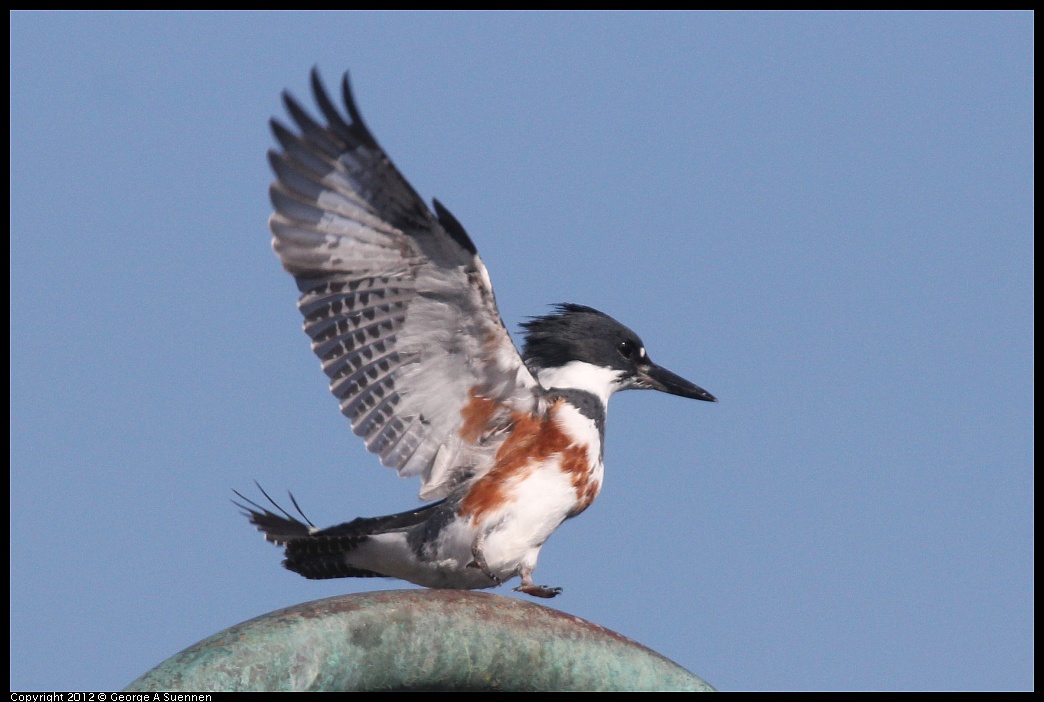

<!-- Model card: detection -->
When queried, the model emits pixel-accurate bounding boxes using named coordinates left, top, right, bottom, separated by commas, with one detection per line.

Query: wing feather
left=269, top=68, right=539, bottom=500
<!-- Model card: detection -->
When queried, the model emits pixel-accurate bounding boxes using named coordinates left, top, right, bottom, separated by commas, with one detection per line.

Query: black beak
left=637, top=362, right=717, bottom=402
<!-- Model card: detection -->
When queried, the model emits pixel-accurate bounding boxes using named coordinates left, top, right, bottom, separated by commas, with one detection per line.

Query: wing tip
left=432, top=199, right=478, bottom=256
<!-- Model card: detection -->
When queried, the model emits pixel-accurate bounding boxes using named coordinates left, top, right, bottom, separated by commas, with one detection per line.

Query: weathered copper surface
left=125, top=589, right=715, bottom=691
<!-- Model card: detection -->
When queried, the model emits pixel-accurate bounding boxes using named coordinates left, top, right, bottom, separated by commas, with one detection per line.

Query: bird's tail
left=233, top=484, right=444, bottom=580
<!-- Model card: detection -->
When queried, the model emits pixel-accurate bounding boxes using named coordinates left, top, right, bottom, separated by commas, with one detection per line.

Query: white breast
left=478, top=400, right=605, bottom=577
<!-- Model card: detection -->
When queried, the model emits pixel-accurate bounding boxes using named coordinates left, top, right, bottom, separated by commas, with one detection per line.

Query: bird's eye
left=617, top=340, right=638, bottom=360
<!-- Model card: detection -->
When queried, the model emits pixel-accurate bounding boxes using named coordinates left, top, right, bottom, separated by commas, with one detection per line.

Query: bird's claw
left=514, top=584, right=563, bottom=599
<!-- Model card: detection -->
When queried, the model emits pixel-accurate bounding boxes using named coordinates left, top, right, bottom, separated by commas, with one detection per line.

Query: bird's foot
left=514, top=584, right=563, bottom=599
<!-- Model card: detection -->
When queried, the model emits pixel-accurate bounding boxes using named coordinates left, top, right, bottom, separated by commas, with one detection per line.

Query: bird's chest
left=458, top=400, right=604, bottom=531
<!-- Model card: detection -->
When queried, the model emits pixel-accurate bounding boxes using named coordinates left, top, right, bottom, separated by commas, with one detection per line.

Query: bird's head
left=520, top=304, right=716, bottom=405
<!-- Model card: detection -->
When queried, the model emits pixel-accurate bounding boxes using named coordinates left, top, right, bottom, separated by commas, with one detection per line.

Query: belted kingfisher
left=236, top=69, right=716, bottom=598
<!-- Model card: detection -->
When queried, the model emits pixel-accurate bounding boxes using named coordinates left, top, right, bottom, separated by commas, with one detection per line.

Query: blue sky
left=10, top=11, right=1033, bottom=692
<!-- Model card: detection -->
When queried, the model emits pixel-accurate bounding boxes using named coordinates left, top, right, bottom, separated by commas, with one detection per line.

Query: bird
left=235, top=68, right=717, bottom=599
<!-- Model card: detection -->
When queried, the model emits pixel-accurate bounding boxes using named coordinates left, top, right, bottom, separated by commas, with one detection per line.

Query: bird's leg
left=466, top=538, right=501, bottom=585
left=513, top=567, right=562, bottom=599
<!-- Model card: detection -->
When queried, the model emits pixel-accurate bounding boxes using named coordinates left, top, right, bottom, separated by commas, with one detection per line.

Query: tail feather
left=283, top=553, right=386, bottom=580
left=234, top=484, right=447, bottom=581
left=232, top=484, right=314, bottom=545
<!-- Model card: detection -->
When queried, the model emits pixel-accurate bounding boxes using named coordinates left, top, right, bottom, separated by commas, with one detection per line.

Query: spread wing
left=268, top=69, right=540, bottom=501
